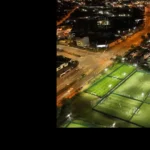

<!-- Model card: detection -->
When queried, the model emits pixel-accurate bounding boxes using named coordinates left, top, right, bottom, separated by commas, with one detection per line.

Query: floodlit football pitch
left=86, top=64, right=136, bottom=98
left=62, top=63, right=150, bottom=128
left=88, top=65, right=150, bottom=127
left=85, top=77, right=121, bottom=97
left=114, top=71, right=150, bottom=101
left=109, top=65, right=135, bottom=79
left=94, top=94, right=142, bottom=120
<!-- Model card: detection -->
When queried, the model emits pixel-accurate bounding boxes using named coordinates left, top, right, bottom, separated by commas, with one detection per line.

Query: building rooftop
left=57, top=55, right=71, bottom=68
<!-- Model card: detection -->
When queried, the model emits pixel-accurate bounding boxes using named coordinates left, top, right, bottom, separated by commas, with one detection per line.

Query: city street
left=56, top=5, right=150, bottom=107
left=57, top=6, right=78, bottom=26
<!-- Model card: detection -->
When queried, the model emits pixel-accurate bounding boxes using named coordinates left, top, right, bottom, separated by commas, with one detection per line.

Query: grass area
left=86, top=77, right=121, bottom=97
left=91, top=63, right=123, bottom=84
left=131, top=103, right=150, bottom=128
left=72, top=92, right=100, bottom=107
left=78, top=92, right=100, bottom=100
left=109, top=64, right=136, bottom=79
left=67, top=123, right=88, bottom=128
left=114, top=72, right=150, bottom=101
left=61, top=119, right=102, bottom=128
left=72, top=119, right=93, bottom=125
left=70, top=93, right=140, bottom=128
left=70, top=93, right=100, bottom=115
left=60, top=122, right=70, bottom=128
left=65, top=118, right=138, bottom=128
left=145, top=96, right=150, bottom=103
left=66, top=119, right=100, bottom=128
left=94, top=94, right=142, bottom=121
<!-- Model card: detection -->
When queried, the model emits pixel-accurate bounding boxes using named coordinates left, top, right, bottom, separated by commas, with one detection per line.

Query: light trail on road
left=57, top=6, right=78, bottom=26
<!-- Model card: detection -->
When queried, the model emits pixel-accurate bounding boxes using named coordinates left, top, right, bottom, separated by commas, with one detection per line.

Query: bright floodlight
left=109, top=84, right=112, bottom=88
left=142, top=93, right=144, bottom=97
left=112, top=122, right=116, bottom=127
left=134, top=63, right=137, bottom=67
left=105, top=68, right=108, bottom=71
left=67, top=113, right=72, bottom=118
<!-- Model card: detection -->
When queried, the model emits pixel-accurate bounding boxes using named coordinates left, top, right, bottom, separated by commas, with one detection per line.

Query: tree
left=147, top=33, right=150, bottom=39
left=141, top=35, right=146, bottom=41
left=131, top=45, right=135, bottom=49
left=115, top=55, right=122, bottom=63
left=147, top=58, right=150, bottom=69
left=57, top=107, right=62, bottom=119
left=139, top=46, right=145, bottom=52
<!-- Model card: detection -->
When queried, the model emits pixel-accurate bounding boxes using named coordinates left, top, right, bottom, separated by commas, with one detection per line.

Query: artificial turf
left=145, top=95, right=150, bottom=104
left=67, top=123, right=88, bottom=128
left=114, top=71, right=150, bottom=101
left=86, top=77, right=121, bottom=97
left=109, top=64, right=136, bottom=79
left=94, top=94, right=142, bottom=121
left=90, top=63, right=123, bottom=84
left=131, top=103, right=150, bottom=128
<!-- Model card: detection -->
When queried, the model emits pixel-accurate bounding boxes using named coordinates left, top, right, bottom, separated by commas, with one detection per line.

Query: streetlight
left=105, top=68, right=108, bottom=72
left=66, top=113, right=72, bottom=121
left=122, top=57, right=125, bottom=61
left=133, top=63, right=138, bottom=67
left=112, top=122, right=116, bottom=128
left=109, top=84, right=112, bottom=88
left=141, top=93, right=145, bottom=97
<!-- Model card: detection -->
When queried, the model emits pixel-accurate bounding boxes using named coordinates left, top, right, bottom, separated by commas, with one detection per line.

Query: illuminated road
left=57, top=6, right=78, bottom=26
left=56, top=6, right=150, bottom=107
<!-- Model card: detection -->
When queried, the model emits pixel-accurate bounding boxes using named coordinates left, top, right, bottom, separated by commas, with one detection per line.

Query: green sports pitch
left=109, top=64, right=136, bottom=79
left=67, top=123, right=88, bottom=128
left=86, top=77, right=121, bottom=97
left=145, top=94, right=150, bottom=103
left=131, top=103, right=150, bottom=127
left=91, top=63, right=123, bottom=84
left=62, top=119, right=101, bottom=128
left=94, top=94, right=142, bottom=121
left=114, top=71, right=150, bottom=101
